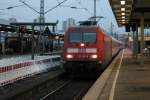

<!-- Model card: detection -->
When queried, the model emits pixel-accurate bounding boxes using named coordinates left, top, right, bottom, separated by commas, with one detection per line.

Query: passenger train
left=63, top=21, right=123, bottom=75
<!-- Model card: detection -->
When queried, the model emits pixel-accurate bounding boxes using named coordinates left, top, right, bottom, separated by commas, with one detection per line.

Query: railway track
left=10, top=72, right=95, bottom=100
left=40, top=80, right=71, bottom=100
left=40, top=79, right=95, bottom=100
left=7, top=70, right=65, bottom=100
left=4, top=62, right=101, bottom=100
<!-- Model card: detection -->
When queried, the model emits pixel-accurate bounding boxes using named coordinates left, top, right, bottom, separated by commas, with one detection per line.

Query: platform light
left=122, top=19, right=125, bottom=22
left=121, top=12, right=125, bottom=15
left=121, top=8, right=125, bottom=11
left=122, top=16, right=125, bottom=19
left=55, top=36, right=59, bottom=40
left=122, top=22, right=125, bottom=24
left=120, top=0, right=125, bottom=5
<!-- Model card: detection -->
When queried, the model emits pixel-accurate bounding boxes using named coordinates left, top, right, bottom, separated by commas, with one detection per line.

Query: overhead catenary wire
left=19, top=0, right=40, bottom=14
left=45, top=0, right=68, bottom=14
left=56, top=0, right=60, bottom=3
left=56, top=0, right=87, bottom=10
left=58, top=4, right=88, bottom=10
left=19, top=0, right=69, bottom=15
left=58, top=0, right=93, bottom=16
left=0, top=4, right=25, bottom=10
left=0, top=3, right=28, bottom=20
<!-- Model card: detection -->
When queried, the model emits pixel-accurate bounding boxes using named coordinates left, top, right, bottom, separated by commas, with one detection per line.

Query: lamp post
left=31, top=25, right=34, bottom=60
left=94, top=0, right=96, bottom=22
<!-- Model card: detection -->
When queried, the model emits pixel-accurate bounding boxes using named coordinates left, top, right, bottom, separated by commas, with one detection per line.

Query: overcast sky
left=0, top=0, right=124, bottom=33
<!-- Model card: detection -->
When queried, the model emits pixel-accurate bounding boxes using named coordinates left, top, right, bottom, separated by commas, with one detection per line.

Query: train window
left=69, top=33, right=82, bottom=43
left=69, top=32, right=97, bottom=43
left=83, top=33, right=96, bottom=43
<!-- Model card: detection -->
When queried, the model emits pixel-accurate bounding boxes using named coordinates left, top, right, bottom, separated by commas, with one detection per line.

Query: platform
left=83, top=48, right=150, bottom=100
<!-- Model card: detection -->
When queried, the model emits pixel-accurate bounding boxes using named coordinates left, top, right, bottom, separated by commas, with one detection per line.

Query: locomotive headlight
left=80, top=43, right=85, bottom=47
left=66, top=54, right=73, bottom=59
left=91, top=54, right=98, bottom=59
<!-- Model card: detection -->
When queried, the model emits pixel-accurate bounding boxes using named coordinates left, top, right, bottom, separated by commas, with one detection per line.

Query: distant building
left=33, top=16, right=46, bottom=31
left=62, top=21, right=67, bottom=32
left=33, top=17, right=41, bottom=30
left=0, top=18, right=18, bottom=25
left=9, top=18, right=17, bottom=23
left=33, top=17, right=41, bottom=23
left=0, top=19, right=10, bottom=25
left=62, top=18, right=76, bottom=32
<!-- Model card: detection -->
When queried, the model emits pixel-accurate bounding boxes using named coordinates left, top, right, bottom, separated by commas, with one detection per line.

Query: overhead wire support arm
left=57, top=0, right=91, bottom=14
left=59, top=4, right=87, bottom=10
left=19, top=0, right=40, bottom=14
left=77, top=0, right=93, bottom=15
left=44, top=0, right=68, bottom=14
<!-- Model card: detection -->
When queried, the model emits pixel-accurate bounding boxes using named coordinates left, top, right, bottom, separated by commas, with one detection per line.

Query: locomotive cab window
left=83, top=32, right=96, bottom=43
left=69, top=33, right=82, bottom=43
left=69, top=32, right=97, bottom=43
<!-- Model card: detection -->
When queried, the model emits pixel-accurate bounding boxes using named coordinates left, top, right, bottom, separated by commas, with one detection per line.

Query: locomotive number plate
left=78, top=55, right=88, bottom=58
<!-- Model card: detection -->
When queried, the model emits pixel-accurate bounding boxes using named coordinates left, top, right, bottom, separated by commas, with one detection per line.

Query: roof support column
left=135, top=24, right=139, bottom=59
left=140, top=13, right=144, bottom=65
left=0, top=32, right=1, bottom=56
left=132, top=28, right=136, bottom=57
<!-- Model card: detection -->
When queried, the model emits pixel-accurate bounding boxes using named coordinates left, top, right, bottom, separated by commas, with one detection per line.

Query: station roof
left=109, top=0, right=150, bottom=26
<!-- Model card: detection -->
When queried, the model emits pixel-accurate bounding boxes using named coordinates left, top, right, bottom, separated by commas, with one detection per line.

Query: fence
left=0, top=55, right=61, bottom=86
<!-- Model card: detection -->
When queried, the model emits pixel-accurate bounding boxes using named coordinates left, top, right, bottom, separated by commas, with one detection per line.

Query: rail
left=40, top=80, right=71, bottom=100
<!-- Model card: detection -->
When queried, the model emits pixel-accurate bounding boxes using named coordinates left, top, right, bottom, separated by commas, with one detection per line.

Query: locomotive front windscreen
left=69, top=32, right=97, bottom=43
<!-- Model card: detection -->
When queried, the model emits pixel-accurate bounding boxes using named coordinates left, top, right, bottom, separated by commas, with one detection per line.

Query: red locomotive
left=63, top=21, right=122, bottom=74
